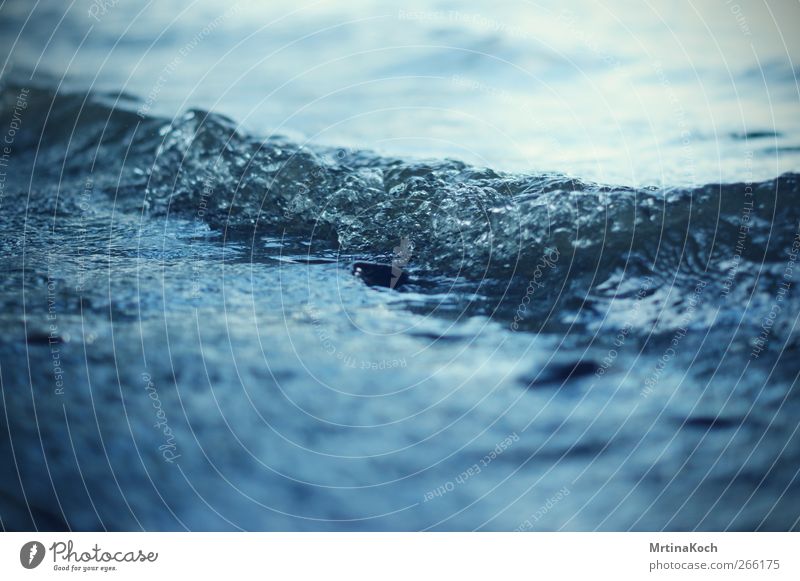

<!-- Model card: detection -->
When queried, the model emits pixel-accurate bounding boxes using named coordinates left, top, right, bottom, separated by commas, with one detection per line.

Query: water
left=3, top=0, right=800, bottom=185
left=1, top=0, right=799, bottom=531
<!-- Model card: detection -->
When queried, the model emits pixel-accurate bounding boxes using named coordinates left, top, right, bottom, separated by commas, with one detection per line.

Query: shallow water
left=1, top=1, right=799, bottom=531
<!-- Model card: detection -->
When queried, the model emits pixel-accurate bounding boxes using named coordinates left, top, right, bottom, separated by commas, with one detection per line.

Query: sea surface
left=0, top=0, right=799, bottom=531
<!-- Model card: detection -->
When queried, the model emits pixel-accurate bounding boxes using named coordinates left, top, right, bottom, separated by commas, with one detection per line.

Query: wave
left=3, top=82, right=800, bottom=330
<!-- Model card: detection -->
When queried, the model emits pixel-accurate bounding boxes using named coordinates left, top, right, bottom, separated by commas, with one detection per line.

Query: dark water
left=1, top=79, right=799, bottom=531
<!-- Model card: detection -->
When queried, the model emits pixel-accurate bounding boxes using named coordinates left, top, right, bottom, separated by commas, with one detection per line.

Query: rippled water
left=1, top=0, right=799, bottom=531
